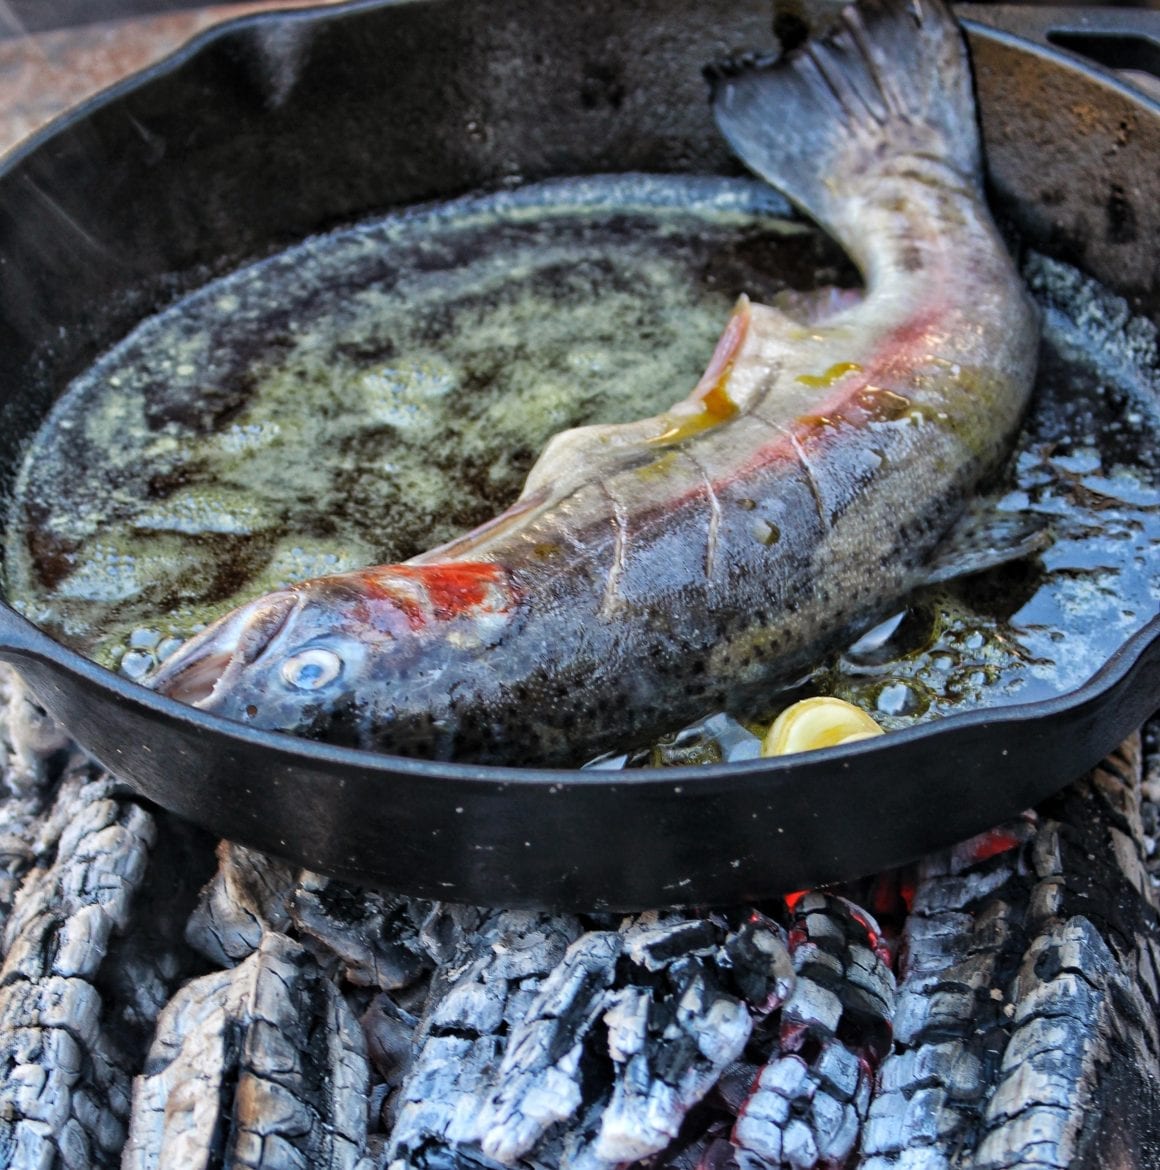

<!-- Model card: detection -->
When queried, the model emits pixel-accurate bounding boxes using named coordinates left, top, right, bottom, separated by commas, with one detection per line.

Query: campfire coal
left=0, top=663, right=1158, bottom=1169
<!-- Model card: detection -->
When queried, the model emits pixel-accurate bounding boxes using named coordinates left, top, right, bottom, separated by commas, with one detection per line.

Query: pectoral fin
left=922, top=502, right=1052, bottom=586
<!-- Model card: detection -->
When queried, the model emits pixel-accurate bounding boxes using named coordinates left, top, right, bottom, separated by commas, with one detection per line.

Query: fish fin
left=520, top=299, right=755, bottom=501
left=409, top=491, right=545, bottom=563
left=690, top=294, right=751, bottom=402
left=709, top=0, right=980, bottom=239
left=922, top=503, right=1053, bottom=586
left=518, top=421, right=639, bottom=502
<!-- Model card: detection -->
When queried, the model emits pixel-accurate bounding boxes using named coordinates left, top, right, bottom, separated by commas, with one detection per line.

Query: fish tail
left=710, top=0, right=980, bottom=238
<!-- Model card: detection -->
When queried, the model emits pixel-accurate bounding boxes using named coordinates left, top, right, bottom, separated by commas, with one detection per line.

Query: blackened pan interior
left=0, top=0, right=1157, bottom=909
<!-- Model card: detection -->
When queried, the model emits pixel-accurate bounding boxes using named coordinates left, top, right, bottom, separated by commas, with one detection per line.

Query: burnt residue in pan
left=4, top=175, right=1158, bottom=766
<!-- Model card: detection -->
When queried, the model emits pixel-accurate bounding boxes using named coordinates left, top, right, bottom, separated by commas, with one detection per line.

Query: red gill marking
left=348, top=562, right=513, bottom=630
left=783, top=889, right=809, bottom=912
left=396, top=562, right=513, bottom=619
left=343, top=567, right=425, bottom=630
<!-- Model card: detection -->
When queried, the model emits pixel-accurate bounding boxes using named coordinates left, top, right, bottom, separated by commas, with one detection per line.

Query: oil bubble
left=874, top=680, right=927, bottom=717
left=129, top=627, right=162, bottom=650
left=156, top=637, right=186, bottom=663
left=120, top=649, right=155, bottom=681
left=361, top=359, right=458, bottom=433
left=650, top=726, right=723, bottom=768
left=845, top=611, right=906, bottom=664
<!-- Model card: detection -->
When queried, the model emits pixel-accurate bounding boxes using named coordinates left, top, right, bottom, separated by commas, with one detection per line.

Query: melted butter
left=7, top=176, right=833, bottom=670
left=856, top=386, right=912, bottom=422
left=597, top=254, right=1160, bottom=769
left=648, top=368, right=740, bottom=446
left=751, top=518, right=781, bottom=546
left=798, top=413, right=837, bottom=431
left=795, top=360, right=863, bottom=388
left=635, top=450, right=680, bottom=482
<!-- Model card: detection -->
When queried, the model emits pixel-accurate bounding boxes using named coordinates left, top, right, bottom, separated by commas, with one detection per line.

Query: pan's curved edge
left=1, top=599, right=1157, bottom=910
left=0, top=0, right=413, bottom=171
left=959, top=6, right=1160, bottom=115
left=1, top=599, right=1158, bottom=790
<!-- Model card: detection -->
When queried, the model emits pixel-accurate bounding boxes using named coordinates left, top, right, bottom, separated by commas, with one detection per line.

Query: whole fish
left=149, top=0, right=1038, bottom=766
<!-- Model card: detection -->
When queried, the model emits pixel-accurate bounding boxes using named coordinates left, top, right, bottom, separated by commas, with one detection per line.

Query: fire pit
left=2, top=668, right=1158, bottom=1166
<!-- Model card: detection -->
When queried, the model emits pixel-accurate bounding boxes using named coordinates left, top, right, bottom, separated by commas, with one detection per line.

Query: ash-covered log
left=121, top=931, right=368, bottom=1169
left=1, top=664, right=1158, bottom=1169
left=865, top=739, right=1160, bottom=1170
left=0, top=667, right=214, bottom=1170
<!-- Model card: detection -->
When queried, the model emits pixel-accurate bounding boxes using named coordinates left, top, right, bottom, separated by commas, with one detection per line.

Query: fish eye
left=281, top=647, right=343, bottom=690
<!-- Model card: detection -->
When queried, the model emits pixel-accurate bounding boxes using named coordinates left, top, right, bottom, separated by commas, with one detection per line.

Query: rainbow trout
left=149, top=0, right=1038, bottom=765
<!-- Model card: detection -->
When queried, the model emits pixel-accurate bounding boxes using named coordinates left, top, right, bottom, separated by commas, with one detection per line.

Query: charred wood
left=379, top=900, right=893, bottom=1170
left=0, top=668, right=73, bottom=935
left=0, top=668, right=214, bottom=1170
left=122, top=932, right=369, bottom=1170
left=290, top=871, right=436, bottom=993
left=185, top=842, right=298, bottom=969
left=1, top=673, right=1159, bottom=1169
left=865, top=736, right=1160, bottom=1170
left=386, top=909, right=587, bottom=1167
left=1141, top=720, right=1160, bottom=893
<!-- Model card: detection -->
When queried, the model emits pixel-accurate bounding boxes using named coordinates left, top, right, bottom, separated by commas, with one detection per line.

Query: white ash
left=122, top=932, right=369, bottom=1170
left=1, top=674, right=1159, bottom=1168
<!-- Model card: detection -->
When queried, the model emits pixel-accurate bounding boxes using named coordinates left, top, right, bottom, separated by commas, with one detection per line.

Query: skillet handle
left=957, top=4, right=1160, bottom=103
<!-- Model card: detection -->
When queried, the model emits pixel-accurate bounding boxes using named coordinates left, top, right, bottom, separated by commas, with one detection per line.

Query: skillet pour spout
left=0, top=0, right=1157, bottom=910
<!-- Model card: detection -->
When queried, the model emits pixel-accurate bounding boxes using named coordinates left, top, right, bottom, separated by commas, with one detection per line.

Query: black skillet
left=0, top=0, right=1157, bottom=910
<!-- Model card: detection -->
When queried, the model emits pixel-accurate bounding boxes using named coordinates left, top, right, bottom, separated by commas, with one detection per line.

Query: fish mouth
left=148, top=592, right=298, bottom=708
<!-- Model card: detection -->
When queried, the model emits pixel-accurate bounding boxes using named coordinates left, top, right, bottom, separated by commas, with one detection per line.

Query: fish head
left=146, top=582, right=374, bottom=736
left=147, top=561, right=517, bottom=740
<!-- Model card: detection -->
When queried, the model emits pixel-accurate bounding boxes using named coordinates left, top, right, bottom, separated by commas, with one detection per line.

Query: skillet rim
left=1, top=570, right=1157, bottom=789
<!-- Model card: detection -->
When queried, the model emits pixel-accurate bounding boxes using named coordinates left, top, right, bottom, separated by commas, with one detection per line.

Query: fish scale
left=148, top=0, right=1038, bottom=766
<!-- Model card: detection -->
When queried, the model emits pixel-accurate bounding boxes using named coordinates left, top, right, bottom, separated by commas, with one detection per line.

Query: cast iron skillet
left=0, top=0, right=1157, bottom=910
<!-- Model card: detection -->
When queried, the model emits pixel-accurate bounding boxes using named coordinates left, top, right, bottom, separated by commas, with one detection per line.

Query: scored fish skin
left=148, top=0, right=1039, bottom=766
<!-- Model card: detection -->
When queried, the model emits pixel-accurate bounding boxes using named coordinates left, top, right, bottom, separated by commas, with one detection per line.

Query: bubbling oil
left=5, top=177, right=1158, bottom=767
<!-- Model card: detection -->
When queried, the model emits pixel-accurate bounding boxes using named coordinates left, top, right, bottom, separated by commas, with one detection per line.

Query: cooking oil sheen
left=5, top=176, right=1158, bottom=767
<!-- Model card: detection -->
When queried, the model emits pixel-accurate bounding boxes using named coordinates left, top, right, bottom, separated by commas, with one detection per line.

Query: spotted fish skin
left=149, top=0, right=1038, bottom=766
